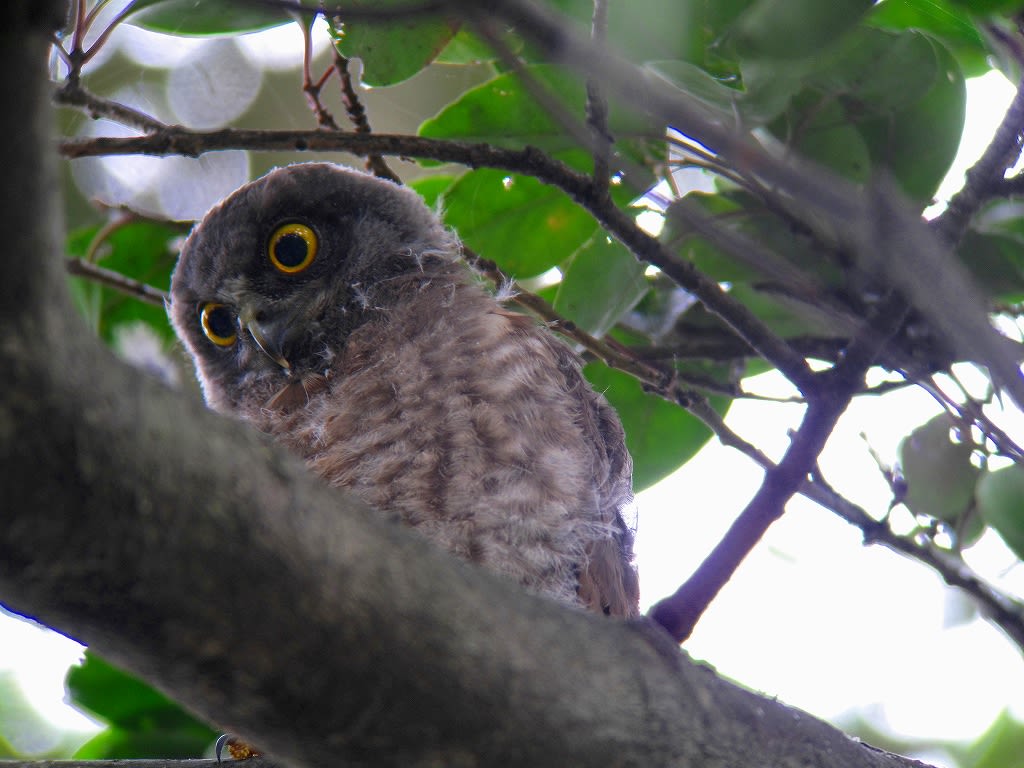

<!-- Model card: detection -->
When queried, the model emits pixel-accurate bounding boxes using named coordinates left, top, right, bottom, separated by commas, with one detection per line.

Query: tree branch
left=933, top=75, right=1024, bottom=245
left=331, top=52, right=400, bottom=182
left=65, top=257, right=169, bottom=306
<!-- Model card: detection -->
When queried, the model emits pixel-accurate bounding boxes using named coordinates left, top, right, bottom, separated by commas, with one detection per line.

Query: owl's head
left=169, top=163, right=458, bottom=414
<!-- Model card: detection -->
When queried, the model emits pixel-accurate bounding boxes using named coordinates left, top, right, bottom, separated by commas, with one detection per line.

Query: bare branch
left=651, top=289, right=910, bottom=641
left=65, top=257, right=169, bottom=306
left=299, top=15, right=343, bottom=131
left=934, top=74, right=1024, bottom=245
left=332, top=51, right=401, bottom=182
left=55, top=81, right=166, bottom=132
left=585, top=0, right=611, bottom=199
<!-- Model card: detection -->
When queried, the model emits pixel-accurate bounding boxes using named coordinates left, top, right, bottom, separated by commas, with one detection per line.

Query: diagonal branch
left=66, top=257, right=169, bottom=306
left=650, top=289, right=911, bottom=642
left=332, top=51, right=401, bottom=182
left=933, top=74, right=1024, bottom=245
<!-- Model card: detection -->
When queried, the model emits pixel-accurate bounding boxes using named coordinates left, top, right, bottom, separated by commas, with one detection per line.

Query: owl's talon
left=215, top=734, right=262, bottom=762
left=215, top=734, right=228, bottom=763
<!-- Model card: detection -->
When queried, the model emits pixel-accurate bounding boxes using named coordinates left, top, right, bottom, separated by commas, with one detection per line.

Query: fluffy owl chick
left=169, top=163, right=639, bottom=617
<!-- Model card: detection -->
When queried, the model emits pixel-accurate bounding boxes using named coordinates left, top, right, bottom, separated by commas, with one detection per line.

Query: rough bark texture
left=0, top=4, right=932, bottom=768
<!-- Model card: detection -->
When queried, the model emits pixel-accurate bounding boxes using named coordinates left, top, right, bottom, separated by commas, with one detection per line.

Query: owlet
left=169, top=163, right=639, bottom=617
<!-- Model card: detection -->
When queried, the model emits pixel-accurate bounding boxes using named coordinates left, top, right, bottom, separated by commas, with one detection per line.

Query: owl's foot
left=215, top=734, right=263, bottom=762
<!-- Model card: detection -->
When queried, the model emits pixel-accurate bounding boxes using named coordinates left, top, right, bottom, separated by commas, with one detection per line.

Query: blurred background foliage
left=8, top=0, right=1024, bottom=766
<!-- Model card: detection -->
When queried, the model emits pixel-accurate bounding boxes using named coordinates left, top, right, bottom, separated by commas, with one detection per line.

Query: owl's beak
left=238, top=306, right=291, bottom=372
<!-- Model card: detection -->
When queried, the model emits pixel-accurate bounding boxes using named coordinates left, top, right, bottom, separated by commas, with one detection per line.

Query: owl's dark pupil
left=274, top=233, right=309, bottom=268
left=206, top=306, right=235, bottom=338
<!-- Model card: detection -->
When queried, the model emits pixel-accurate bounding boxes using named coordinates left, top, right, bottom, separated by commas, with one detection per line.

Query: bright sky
left=4, top=19, right=1023, bottom=767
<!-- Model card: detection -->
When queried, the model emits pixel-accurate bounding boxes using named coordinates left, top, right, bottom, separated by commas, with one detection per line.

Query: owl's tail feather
left=578, top=535, right=640, bottom=618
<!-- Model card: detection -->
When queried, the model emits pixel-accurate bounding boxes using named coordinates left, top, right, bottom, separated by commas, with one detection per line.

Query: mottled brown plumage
left=169, top=163, right=638, bottom=616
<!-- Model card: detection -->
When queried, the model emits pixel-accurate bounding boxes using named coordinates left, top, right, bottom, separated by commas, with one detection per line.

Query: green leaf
left=609, top=0, right=750, bottom=65
left=65, top=220, right=181, bottom=346
left=74, top=729, right=215, bottom=761
left=756, top=28, right=963, bottom=195
left=662, top=191, right=843, bottom=289
left=67, top=652, right=216, bottom=759
left=976, top=464, right=1024, bottom=560
left=965, top=710, right=1024, bottom=768
left=898, top=413, right=981, bottom=523
left=660, top=194, right=756, bottom=283
left=868, top=0, right=990, bottom=77
left=647, top=60, right=788, bottom=127
left=408, top=174, right=456, bottom=209
left=957, top=230, right=1024, bottom=302
left=549, top=0, right=751, bottom=72
left=440, top=164, right=599, bottom=277
left=331, top=6, right=460, bottom=86
left=730, top=0, right=876, bottom=59
left=436, top=28, right=507, bottom=64
left=727, top=283, right=844, bottom=339
left=787, top=98, right=873, bottom=183
left=808, top=27, right=941, bottom=115
left=419, top=64, right=661, bottom=164
left=554, top=235, right=649, bottom=337
left=855, top=35, right=966, bottom=202
left=126, top=0, right=290, bottom=35
left=584, top=361, right=728, bottom=490
left=960, top=201, right=1024, bottom=301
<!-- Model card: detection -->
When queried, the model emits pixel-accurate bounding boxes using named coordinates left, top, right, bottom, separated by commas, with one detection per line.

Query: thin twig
left=470, top=14, right=650, bottom=194
left=685, top=380, right=1024, bottom=649
left=55, top=81, right=166, bottom=133
left=84, top=212, right=139, bottom=264
left=80, top=1, right=139, bottom=67
left=332, top=52, right=400, bottom=182
left=649, top=389, right=844, bottom=641
left=299, top=14, right=343, bottom=130
left=585, top=0, right=611, bottom=199
left=66, top=258, right=170, bottom=306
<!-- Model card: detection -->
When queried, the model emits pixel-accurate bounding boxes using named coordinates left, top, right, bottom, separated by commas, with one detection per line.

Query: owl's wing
left=581, top=396, right=640, bottom=618
left=533, top=324, right=639, bottom=618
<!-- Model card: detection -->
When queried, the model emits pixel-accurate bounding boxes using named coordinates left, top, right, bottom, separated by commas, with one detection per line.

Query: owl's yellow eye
left=268, top=222, right=318, bottom=274
left=200, top=303, right=238, bottom=347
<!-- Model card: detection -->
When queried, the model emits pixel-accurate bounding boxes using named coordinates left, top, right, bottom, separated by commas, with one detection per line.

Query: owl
left=169, top=163, right=639, bottom=617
